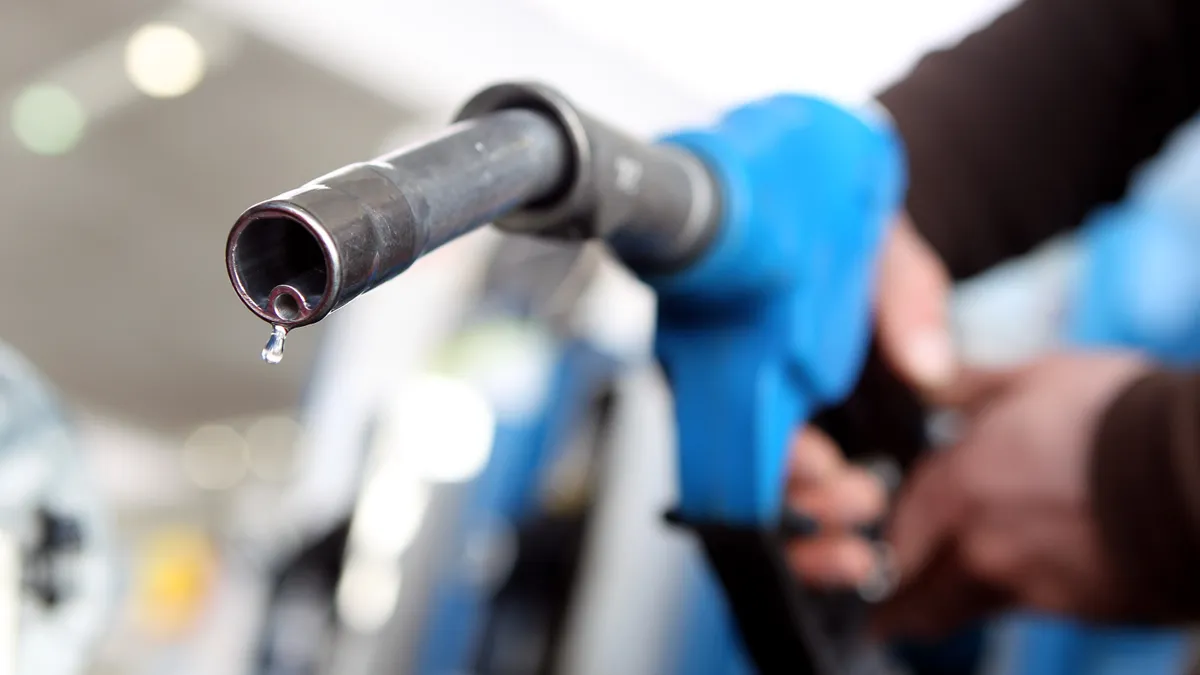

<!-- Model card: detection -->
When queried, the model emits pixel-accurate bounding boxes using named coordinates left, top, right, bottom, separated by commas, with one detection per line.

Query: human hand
left=876, top=214, right=956, bottom=393
left=788, top=214, right=953, bottom=588
left=785, top=426, right=889, bottom=587
left=872, top=351, right=1152, bottom=638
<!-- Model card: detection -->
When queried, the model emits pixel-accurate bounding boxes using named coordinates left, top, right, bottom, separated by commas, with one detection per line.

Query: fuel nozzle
left=225, top=83, right=719, bottom=363
left=226, top=107, right=569, bottom=329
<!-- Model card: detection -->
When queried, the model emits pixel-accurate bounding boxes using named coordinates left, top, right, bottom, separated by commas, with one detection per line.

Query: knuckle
left=832, top=473, right=885, bottom=524
left=789, top=539, right=873, bottom=588
left=961, top=536, right=1014, bottom=583
left=852, top=470, right=889, bottom=509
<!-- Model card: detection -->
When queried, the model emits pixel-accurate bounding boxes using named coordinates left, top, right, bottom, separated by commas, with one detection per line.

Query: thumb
left=877, top=216, right=956, bottom=393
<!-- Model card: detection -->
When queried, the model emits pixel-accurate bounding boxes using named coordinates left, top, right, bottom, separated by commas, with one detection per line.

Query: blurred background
left=8, top=0, right=1200, bottom=674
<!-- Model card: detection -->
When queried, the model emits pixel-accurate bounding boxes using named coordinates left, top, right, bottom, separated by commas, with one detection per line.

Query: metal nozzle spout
left=227, top=82, right=721, bottom=335
left=226, top=108, right=570, bottom=327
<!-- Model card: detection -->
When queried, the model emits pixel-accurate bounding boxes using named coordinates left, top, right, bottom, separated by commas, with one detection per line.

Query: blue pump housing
left=646, top=95, right=905, bottom=525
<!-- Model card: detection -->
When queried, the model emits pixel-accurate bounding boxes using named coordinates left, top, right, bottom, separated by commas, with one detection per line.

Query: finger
left=788, top=467, right=888, bottom=530
left=788, top=426, right=845, bottom=487
left=886, top=452, right=967, bottom=582
left=872, top=544, right=1011, bottom=640
left=929, top=365, right=1020, bottom=411
left=787, top=536, right=877, bottom=588
left=876, top=217, right=956, bottom=392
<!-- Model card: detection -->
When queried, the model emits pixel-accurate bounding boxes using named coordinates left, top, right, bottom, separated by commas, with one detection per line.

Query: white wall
left=521, top=0, right=1016, bottom=105
left=198, top=0, right=1018, bottom=131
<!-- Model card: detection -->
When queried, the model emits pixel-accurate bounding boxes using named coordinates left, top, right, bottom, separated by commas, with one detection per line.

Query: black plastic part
left=455, top=82, right=721, bottom=274
left=811, top=340, right=930, bottom=471
left=472, top=515, right=590, bottom=675
left=25, top=509, right=85, bottom=608
left=255, top=520, right=349, bottom=675
left=472, top=387, right=618, bottom=675
left=667, top=513, right=896, bottom=675
left=38, top=509, right=83, bottom=553
left=781, top=509, right=821, bottom=539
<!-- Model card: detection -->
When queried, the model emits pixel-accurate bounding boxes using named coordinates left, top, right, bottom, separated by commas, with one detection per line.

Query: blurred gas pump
left=0, top=341, right=117, bottom=675
left=248, top=232, right=692, bottom=675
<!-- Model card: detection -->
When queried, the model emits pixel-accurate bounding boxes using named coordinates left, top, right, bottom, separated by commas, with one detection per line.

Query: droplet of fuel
left=261, top=325, right=288, bottom=365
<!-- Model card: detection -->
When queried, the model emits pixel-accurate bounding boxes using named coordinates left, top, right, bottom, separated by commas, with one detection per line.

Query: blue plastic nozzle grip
left=645, top=95, right=907, bottom=525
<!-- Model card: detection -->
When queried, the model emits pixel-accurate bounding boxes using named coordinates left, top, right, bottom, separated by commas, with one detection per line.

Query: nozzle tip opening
left=227, top=207, right=336, bottom=326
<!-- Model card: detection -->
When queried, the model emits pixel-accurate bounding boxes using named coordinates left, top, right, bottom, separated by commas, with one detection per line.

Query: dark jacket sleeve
left=877, top=0, right=1200, bottom=280
left=1091, top=372, right=1200, bottom=620
left=875, top=0, right=1200, bottom=619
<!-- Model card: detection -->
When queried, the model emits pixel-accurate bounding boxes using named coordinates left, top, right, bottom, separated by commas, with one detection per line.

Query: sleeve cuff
left=1091, top=370, right=1200, bottom=621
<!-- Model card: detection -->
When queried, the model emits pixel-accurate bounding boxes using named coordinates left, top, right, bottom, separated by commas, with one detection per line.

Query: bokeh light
left=10, top=83, right=87, bottom=156
left=351, top=479, right=430, bottom=560
left=244, top=414, right=300, bottom=482
left=134, top=529, right=216, bottom=637
left=124, top=23, right=207, bottom=98
left=181, top=424, right=248, bottom=491
left=375, top=374, right=496, bottom=484
left=335, top=558, right=402, bottom=634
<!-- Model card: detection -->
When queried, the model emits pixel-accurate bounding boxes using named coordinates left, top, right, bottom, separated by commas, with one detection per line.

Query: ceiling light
left=124, top=23, right=207, bottom=98
left=10, top=83, right=86, bottom=156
